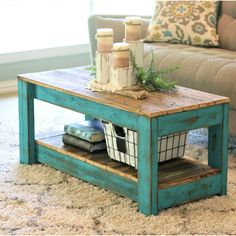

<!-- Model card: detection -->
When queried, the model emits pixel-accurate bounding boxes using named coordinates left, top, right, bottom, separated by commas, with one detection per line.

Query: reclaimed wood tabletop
left=18, top=67, right=229, bottom=117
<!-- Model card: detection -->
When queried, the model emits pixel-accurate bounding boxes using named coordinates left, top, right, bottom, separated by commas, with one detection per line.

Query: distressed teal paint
left=85, top=115, right=94, bottom=121
left=208, top=104, right=229, bottom=195
left=221, top=103, right=229, bottom=195
left=137, top=116, right=158, bottom=215
left=18, top=80, right=36, bottom=164
left=34, top=85, right=138, bottom=130
left=158, top=174, right=221, bottom=210
left=157, top=105, right=222, bottom=136
left=36, top=144, right=137, bottom=201
left=18, top=76, right=230, bottom=216
left=151, top=118, right=158, bottom=215
left=208, top=124, right=222, bottom=169
left=137, top=116, right=151, bottom=215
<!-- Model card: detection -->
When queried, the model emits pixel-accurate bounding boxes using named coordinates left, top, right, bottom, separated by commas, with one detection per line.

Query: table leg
left=137, top=117, right=158, bottom=215
left=18, top=80, right=36, bottom=164
left=208, top=103, right=229, bottom=195
left=85, top=115, right=94, bottom=120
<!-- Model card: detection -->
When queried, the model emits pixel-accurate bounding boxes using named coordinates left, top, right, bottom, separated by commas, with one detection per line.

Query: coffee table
left=18, top=67, right=229, bottom=216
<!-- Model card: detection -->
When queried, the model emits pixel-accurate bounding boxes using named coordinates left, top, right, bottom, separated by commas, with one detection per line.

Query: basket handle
left=111, top=124, right=128, bottom=140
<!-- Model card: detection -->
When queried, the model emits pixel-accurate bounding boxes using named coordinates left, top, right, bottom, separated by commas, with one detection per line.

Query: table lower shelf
left=35, top=133, right=220, bottom=190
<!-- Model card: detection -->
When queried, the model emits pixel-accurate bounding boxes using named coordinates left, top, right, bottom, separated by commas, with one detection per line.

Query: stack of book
left=62, top=120, right=106, bottom=152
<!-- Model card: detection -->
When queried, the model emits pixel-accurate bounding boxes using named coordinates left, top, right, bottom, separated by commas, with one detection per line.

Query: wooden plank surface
left=36, top=144, right=138, bottom=202
left=18, top=67, right=229, bottom=117
left=36, top=133, right=220, bottom=188
left=158, top=174, right=221, bottom=210
left=157, top=105, right=223, bottom=136
left=34, top=85, right=139, bottom=130
left=36, top=133, right=137, bottom=182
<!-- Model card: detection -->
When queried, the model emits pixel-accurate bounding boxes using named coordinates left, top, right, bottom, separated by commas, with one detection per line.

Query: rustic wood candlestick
left=111, top=42, right=135, bottom=88
left=96, top=52, right=112, bottom=85
left=110, top=66, right=134, bottom=88
left=124, top=39, right=144, bottom=68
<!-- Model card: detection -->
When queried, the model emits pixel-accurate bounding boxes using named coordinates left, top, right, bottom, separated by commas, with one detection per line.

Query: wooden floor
left=36, top=133, right=220, bottom=189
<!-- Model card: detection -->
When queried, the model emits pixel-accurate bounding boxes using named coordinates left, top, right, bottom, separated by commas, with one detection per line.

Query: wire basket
left=102, top=121, right=188, bottom=169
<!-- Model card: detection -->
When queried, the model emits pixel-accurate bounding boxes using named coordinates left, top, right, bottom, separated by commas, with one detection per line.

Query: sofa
left=88, top=1, right=236, bottom=138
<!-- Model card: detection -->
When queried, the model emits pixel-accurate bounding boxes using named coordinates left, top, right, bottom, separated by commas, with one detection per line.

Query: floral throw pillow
left=145, top=1, right=220, bottom=46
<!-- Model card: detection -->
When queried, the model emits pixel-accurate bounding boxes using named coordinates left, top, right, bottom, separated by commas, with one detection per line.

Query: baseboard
left=0, top=79, right=17, bottom=95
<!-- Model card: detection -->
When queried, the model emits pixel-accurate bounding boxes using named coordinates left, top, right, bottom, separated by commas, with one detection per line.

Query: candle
left=124, top=16, right=142, bottom=41
left=96, top=28, right=114, bottom=53
left=112, top=42, right=129, bottom=68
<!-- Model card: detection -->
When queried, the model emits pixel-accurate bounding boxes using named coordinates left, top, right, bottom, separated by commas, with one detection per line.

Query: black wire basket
left=102, top=121, right=188, bottom=169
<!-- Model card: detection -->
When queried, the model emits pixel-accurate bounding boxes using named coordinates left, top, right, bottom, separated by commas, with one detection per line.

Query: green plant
left=130, top=50, right=179, bottom=91
left=86, top=66, right=96, bottom=76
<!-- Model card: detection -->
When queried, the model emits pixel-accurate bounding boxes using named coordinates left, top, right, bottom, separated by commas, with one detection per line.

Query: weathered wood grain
left=126, top=40, right=144, bottom=67
left=221, top=103, right=229, bottom=195
left=137, top=116, right=158, bottom=215
left=158, top=158, right=219, bottom=189
left=18, top=68, right=229, bottom=118
left=34, top=85, right=139, bottom=130
left=110, top=66, right=134, bottom=88
left=96, top=52, right=112, bottom=84
left=158, top=174, right=221, bottom=210
left=208, top=103, right=229, bottom=195
left=36, top=133, right=137, bottom=181
left=36, top=134, right=220, bottom=190
left=157, top=105, right=223, bottom=136
left=18, top=67, right=229, bottom=216
left=36, top=144, right=138, bottom=201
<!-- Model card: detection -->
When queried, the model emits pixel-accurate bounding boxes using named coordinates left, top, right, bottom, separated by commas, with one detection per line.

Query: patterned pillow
left=145, top=1, right=220, bottom=46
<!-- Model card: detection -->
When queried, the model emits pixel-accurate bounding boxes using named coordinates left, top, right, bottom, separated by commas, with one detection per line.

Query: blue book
left=64, top=120, right=105, bottom=143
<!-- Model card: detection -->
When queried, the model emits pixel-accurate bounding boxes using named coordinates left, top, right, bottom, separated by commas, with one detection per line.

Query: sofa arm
left=88, top=14, right=151, bottom=65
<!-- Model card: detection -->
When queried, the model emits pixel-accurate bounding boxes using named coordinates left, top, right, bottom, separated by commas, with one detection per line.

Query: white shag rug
left=0, top=96, right=236, bottom=235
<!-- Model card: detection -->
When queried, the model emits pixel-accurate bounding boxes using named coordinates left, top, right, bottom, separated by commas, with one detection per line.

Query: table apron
left=156, top=105, right=223, bottom=136
left=36, top=144, right=138, bottom=201
left=34, top=84, right=139, bottom=130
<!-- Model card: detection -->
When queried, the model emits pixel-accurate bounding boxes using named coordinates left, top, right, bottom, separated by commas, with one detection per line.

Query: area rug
left=0, top=97, right=236, bottom=235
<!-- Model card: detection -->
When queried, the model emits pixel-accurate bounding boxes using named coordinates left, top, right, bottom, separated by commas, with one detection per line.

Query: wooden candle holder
left=96, top=51, right=112, bottom=85
left=110, top=66, right=134, bottom=88
left=124, top=39, right=144, bottom=68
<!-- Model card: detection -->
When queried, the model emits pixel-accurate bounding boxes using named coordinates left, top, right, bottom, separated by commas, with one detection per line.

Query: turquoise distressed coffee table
left=18, top=67, right=229, bottom=216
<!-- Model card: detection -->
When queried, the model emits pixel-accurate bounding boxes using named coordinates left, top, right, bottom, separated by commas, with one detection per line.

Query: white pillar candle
left=112, top=42, right=129, bottom=68
left=96, top=28, right=114, bottom=53
left=124, top=16, right=142, bottom=42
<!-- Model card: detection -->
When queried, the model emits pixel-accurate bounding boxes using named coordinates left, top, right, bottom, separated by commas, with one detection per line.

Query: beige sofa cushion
left=145, top=1, right=219, bottom=46
left=144, top=43, right=236, bottom=110
left=218, top=1, right=236, bottom=51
